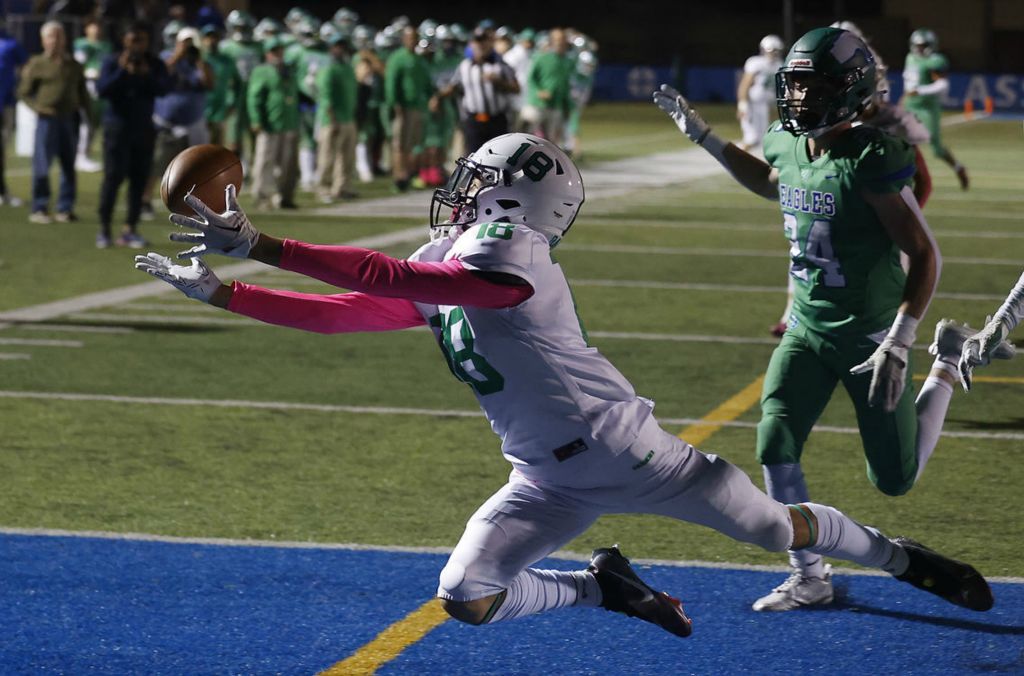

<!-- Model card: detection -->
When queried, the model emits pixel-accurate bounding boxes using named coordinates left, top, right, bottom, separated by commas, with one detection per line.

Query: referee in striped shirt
left=431, top=29, right=519, bottom=154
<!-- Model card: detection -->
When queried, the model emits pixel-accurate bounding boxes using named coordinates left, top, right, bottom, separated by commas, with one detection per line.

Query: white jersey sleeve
left=448, top=223, right=542, bottom=287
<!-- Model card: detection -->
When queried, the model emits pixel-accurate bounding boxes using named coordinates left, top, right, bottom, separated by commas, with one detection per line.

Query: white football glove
left=850, top=337, right=910, bottom=412
left=958, top=315, right=1015, bottom=391
left=652, top=84, right=712, bottom=145
left=169, top=184, right=259, bottom=259
left=134, top=253, right=223, bottom=303
left=850, top=313, right=918, bottom=412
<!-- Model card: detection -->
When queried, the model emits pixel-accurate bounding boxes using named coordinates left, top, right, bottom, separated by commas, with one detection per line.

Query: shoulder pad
left=450, top=223, right=542, bottom=286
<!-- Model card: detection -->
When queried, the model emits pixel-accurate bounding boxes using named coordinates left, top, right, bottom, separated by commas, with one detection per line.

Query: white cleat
left=752, top=564, right=833, bottom=612
left=929, top=318, right=1016, bottom=363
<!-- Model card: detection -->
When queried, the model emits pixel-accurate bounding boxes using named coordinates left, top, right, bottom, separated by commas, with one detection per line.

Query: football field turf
left=1, top=103, right=1022, bottom=673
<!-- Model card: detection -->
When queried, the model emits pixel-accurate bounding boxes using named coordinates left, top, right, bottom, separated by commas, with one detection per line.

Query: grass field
left=2, top=99, right=1023, bottom=593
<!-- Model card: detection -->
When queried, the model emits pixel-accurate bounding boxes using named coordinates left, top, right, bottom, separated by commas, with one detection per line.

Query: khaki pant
left=316, top=121, right=357, bottom=197
left=390, top=107, right=423, bottom=180
left=252, top=130, right=298, bottom=204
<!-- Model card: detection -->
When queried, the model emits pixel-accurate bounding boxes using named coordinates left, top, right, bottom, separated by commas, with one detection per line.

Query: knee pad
left=869, top=473, right=914, bottom=497
left=756, top=415, right=802, bottom=465
left=437, top=556, right=506, bottom=602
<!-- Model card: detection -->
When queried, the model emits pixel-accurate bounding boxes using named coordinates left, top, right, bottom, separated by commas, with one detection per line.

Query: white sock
left=914, top=370, right=954, bottom=480
left=356, top=142, right=373, bottom=182
left=764, top=464, right=825, bottom=579
left=488, top=569, right=601, bottom=623
left=802, top=503, right=908, bottom=575
left=299, top=148, right=316, bottom=186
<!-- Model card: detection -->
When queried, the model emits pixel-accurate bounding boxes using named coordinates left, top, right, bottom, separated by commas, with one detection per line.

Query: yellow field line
left=320, top=599, right=450, bottom=675
left=677, top=374, right=766, bottom=445
left=321, top=375, right=768, bottom=674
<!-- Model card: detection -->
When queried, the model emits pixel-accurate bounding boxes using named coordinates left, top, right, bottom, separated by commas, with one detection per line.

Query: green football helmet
left=775, top=27, right=877, bottom=137
left=162, top=20, right=185, bottom=51
left=254, top=18, right=283, bottom=42
left=226, top=10, right=255, bottom=32
left=909, top=28, right=938, bottom=55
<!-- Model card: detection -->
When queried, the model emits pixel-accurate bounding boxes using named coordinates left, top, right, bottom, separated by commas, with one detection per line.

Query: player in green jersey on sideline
left=654, top=26, right=1014, bottom=612
left=901, top=28, right=969, bottom=190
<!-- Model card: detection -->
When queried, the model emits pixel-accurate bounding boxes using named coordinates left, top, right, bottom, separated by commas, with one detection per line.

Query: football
left=160, top=144, right=243, bottom=216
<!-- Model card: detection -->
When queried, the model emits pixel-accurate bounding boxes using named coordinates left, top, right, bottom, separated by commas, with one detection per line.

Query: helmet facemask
left=429, top=157, right=507, bottom=237
left=776, top=70, right=845, bottom=136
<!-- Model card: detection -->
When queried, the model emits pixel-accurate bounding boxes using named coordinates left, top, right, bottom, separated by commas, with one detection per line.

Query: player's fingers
left=659, top=83, right=680, bottom=99
left=184, top=191, right=215, bottom=219
left=169, top=232, right=204, bottom=244
left=169, top=213, right=207, bottom=230
left=849, top=359, right=872, bottom=375
left=176, top=245, right=207, bottom=260
left=225, top=183, right=239, bottom=211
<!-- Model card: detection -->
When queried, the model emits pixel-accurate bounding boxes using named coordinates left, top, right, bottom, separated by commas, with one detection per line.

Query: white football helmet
left=759, top=34, right=785, bottom=55
left=430, top=133, right=585, bottom=247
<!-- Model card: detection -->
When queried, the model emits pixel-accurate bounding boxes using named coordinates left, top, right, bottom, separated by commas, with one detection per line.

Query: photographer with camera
left=95, top=22, right=170, bottom=248
left=140, top=26, right=214, bottom=224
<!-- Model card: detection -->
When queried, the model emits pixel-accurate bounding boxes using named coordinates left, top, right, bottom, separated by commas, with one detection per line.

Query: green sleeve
left=854, top=130, right=916, bottom=194
left=933, top=54, right=950, bottom=73
left=247, top=68, right=267, bottom=128
left=384, top=53, right=399, bottom=109
left=316, top=65, right=335, bottom=123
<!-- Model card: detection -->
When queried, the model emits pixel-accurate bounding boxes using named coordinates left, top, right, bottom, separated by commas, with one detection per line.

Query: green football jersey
left=220, top=39, right=262, bottom=82
left=763, top=122, right=917, bottom=336
left=73, top=37, right=112, bottom=79
left=902, top=51, right=949, bottom=107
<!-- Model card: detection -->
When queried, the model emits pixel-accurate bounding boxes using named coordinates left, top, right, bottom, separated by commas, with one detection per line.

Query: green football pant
left=756, top=325, right=919, bottom=496
left=905, top=99, right=948, bottom=159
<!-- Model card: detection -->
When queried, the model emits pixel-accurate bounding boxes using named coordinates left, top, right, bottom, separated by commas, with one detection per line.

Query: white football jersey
left=743, top=54, right=782, bottom=103
left=408, top=224, right=654, bottom=484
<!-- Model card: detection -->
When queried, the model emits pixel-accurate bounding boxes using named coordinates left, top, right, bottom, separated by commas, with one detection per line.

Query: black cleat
left=892, top=537, right=994, bottom=612
left=587, top=545, right=693, bottom=637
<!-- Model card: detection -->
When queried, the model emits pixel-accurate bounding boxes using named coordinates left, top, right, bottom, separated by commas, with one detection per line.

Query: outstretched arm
left=167, top=186, right=534, bottom=309
left=653, top=84, right=778, bottom=199
left=958, top=271, right=1024, bottom=388
left=134, top=253, right=425, bottom=333
left=255, top=236, right=533, bottom=309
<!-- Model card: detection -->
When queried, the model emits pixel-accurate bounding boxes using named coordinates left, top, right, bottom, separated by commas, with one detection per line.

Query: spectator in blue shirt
left=141, top=25, right=212, bottom=220
left=0, top=17, right=28, bottom=206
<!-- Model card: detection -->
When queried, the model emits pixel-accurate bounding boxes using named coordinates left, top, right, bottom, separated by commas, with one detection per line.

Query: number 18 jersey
left=763, top=122, right=917, bottom=336
left=408, top=223, right=654, bottom=485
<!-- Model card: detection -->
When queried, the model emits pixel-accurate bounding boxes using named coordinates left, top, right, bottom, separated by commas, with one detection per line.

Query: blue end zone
left=2, top=534, right=1022, bottom=674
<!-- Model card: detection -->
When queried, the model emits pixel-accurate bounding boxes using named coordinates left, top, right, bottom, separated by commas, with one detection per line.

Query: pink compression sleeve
left=278, top=240, right=533, bottom=309
left=227, top=281, right=426, bottom=333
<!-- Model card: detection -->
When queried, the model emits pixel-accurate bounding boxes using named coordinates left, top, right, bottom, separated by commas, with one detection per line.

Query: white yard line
left=20, top=323, right=136, bottom=334
left=0, top=227, right=426, bottom=327
left=580, top=218, right=1024, bottom=240
left=2, top=389, right=1022, bottom=441
left=0, top=525, right=1018, bottom=583
left=560, top=242, right=1024, bottom=266
left=571, top=278, right=1009, bottom=302
left=66, top=312, right=255, bottom=326
left=0, top=353, right=30, bottom=360
left=3, top=526, right=1019, bottom=583
left=0, top=337, right=82, bottom=347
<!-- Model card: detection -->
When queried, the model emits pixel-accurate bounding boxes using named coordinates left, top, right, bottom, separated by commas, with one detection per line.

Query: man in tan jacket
left=18, top=21, right=89, bottom=223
